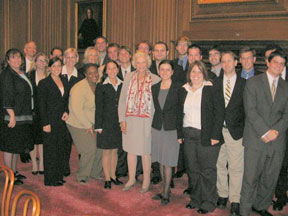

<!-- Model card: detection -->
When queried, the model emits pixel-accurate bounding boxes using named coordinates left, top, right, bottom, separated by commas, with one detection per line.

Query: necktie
left=225, top=79, right=231, bottom=107
left=271, top=79, right=276, bottom=101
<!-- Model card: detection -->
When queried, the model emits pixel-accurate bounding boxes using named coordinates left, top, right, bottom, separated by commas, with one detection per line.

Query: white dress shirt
left=62, top=65, right=78, bottom=81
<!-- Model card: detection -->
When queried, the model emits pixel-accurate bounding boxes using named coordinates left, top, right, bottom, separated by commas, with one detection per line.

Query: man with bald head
left=24, top=41, right=37, bottom=72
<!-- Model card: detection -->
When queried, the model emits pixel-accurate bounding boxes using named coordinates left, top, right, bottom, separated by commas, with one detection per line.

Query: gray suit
left=240, top=73, right=288, bottom=215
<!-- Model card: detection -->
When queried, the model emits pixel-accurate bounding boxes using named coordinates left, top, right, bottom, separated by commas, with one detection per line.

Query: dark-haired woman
left=180, top=61, right=223, bottom=214
left=28, top=52, right=49, bottom=175
left=151, top=60, right=182, bottom=205
left=38, top=57, right=69, bottom=186
left=0, top=48, right=34, bottom=185
left=95, top=60, right=123, bottom=189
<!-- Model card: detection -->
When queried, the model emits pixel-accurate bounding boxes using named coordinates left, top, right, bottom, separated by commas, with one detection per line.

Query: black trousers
left=177, top=143, right=185, bottom=172
left=183, top=127, right=220, bottom=212
left=63, top=128, right=72, bottom=174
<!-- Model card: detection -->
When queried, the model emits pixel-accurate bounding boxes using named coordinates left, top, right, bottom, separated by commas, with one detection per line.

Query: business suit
left=274, top=67, right=288, bottom=208
left=179, top=84, right=223, bottom=212
left=151, top=81, right=182, bottom=167
left=38, top=75, right=69, bottom=185
left=240, top=72, right=288, bottom=215
left=214, top=74, right=246, bottom=204
left=60, top=69, right=84, bottom=175
left=117, top=65, right=135, bottom=81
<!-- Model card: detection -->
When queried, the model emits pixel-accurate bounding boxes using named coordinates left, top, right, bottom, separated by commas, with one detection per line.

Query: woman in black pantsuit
left=179, top=61, right=223, bottom=214
left=95, top=60, right=123, bottom=189
left=0, top=48, right=34, bottom=185
left=38, top=57, right=69, bottom=186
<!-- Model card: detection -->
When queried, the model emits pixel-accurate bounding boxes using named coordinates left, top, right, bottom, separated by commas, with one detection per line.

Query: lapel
left=152, top=82, right=162, bottom=111
left=49, top=75, right=66, bottom=98
left=226, top=74, right=241, bottom=109
left=273, top=78, right=285, bottom=106
left=218, top=77, right=226, bottom=109
left=162, top=82, right=176, bottom=111
left=150, top=61, right=158, bottom=76
left=117, top=68, right=124, bottom=81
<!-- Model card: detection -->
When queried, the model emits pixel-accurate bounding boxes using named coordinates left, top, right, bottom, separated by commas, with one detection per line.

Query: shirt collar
left=62, top=65, right=78, bottom=77
left=224, top=73, right=237, bottom=83
left=266, top=71, right=279, bottom=86
left=103, top=76, right=123, bottom=85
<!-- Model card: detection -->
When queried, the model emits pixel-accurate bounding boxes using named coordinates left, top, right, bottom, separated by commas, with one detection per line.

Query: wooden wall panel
left=0, top=0, right=4, bottom=63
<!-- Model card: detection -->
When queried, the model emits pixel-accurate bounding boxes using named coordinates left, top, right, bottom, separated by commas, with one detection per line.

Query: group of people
left=0, top=36, right=288, bottom=216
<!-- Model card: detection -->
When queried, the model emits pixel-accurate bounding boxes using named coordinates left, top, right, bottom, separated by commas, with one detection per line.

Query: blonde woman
left=118, top=52, right=160, bottom=192
left=28, top=52, right=49, bottom=175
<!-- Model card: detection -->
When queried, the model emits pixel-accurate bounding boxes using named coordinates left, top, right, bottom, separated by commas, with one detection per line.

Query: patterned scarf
left=125, top=72, right=153, bottom=118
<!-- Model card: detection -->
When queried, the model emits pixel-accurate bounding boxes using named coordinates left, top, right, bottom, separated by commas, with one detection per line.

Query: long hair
left=1, top=48, right=25, bottom=71
left=29, top=52, right=49, bottom=78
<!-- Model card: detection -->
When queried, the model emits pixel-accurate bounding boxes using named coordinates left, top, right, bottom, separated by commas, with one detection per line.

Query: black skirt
left=97, top=128, right=122, bottom=149
left=0, top=122, right=34, bottom=154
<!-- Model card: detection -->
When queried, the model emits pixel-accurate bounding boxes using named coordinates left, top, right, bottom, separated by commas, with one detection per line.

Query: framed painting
left=74, top=0, right=107, bottom=49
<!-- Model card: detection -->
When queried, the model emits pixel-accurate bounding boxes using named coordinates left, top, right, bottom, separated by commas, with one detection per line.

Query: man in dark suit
left=107, top=43, right=120, bottom=64
left=208, top=45, right=223, bottom=77
left=173, top=36, right=191, bottom=72
left=240, top=50, right=288, bottom=216
left=94, top=36, right=109, bottom=66
left=214, top=51, right=246, bottom=216
left=117, top=46, right=135, bottom=81
left=239, top=46, right=262, bottom=80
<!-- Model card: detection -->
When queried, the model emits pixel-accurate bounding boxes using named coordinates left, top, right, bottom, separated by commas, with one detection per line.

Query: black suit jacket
left=178, top=85, right=224, bottom=146
left=150, top=60, right=186, bottom=84
left=60, top=70, right=84, bottom=93
left=38, top=75, right=69, bottom=127
left=118, top=65, right=136, bottom=81
left=213, top=74, right=246, bottom=140
left=0, top=67, right=33, bottom=119
left=151, top=81, right=182, bottom=138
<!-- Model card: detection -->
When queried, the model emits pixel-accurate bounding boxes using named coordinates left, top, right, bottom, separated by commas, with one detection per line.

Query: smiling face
left=35, top=55, right=48, bottom=70
left=153, top=44, right=168, bottom=61
left=221, top=53, right=237, bottom=76
left=86, top=66, right=99, bottom=83
left=137, top=43, right=150, bottom=55
left=190, top=65, right=204, bottom=87
left=8, top=52, right=22, bottom=70
left=64, top=51, right=78, bottom=67
left=107, top=46, right=118, bottom=61
left=95, top=38, right=107, bottom=53
left=106, top=62, right=119, bottom=80
left=176, top=41, right=188, bottom=56
left=135, top=55, right=148, bottom=73
left=188, top=47, right=202, bottom=64
left=240, top=51, right=256, bottom=71
left=267, top=55, right=286, bottom=78
left=87, top=49, right=99, bottom=64
left=119, top=49, right=131, bottom=64
left=50, top=60, right=62, bottom=77
left=209, top=49, right=221, bottom=66
left=159, top=63, right=173, bottom=81
left=24, top=42, right=37, bottom=59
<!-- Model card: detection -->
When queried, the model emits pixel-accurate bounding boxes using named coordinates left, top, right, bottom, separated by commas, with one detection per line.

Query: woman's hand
left=120, top=121, right=127, bottom=134
left=62, top=112, right=69, bottom=121
left=43, top=125, right=51, bottom=133
left=8, top=116, right=16, bottom=128
left=178, top=139, right=183, bottom=144
left=86, top=127, right=95, bottom=136
left=211, top=139, right=219, bottom=146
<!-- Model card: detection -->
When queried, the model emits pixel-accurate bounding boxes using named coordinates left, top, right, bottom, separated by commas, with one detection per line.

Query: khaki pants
left=216, top=128, right=244, bottom=203
left=67, top=124, right=103, bottom=182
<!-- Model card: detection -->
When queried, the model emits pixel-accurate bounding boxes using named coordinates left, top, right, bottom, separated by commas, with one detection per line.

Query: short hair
left=153, top=41, right=169, bottom=51
left=221, top=50, right=237, bottom=61
left=48, top=56, right=63, bottom=67
left=132, top=51, right=152, bottom=69
left=63, top=48, right=79, bottom=64
left=31, top=52, right=49, bottom=75
left=209, top=44, right=222, bottom=53
left=107, top=43, right=120, bottom=52
left=239, top=46, right=256, bottom=58
left=83, top=46, right=99, bottom=64
left=119, top=46, right=132, bottom=56
left=264, top=44, right=282, bottom=53
left=1, top=48, right=25, bottom=71
left=83, top=63, right=102, bottom=84
left=187, top=60, right=209, bottom=85
left=175, top=36, right=191, bottom=46
left=268, top=49, right=287, bottom=65
left=50, top=47, right=63, bottom=56
left=188, top=44, right=202, bottom=55
left=94, top=36, right=108, bottom=45
left=159, top=60, right=174, bottom=71
left=136, top=40, right=153, bottom=52
left=24, top=41, right=36, bottom=49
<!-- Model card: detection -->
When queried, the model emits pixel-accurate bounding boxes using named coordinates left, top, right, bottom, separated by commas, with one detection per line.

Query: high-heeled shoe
left=161, top=197, right=170, bottom=205
left=111, top=178, right=123, bottom=185
left=32, top=171, right=38, bottom=175
left=122, top=182, right=136, bottom=191
left=38, top=171, right=44, bottom=175
left=14, top=171, right=26, bottom=180
left=104, top=181, right=111, bottom=189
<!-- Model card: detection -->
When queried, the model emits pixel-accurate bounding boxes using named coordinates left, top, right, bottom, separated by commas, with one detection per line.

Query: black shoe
left=104, top=181, right=111, bottom=189
left=186, top=201, right=197, bottom=209
left=170, top=179, right=175, bottom=188
left=251, top=206, right=273, bottom=216
left=32, top=171, right=38, bottom=175
left=38, top=171, right=44, bottom=175
left=174, top=170, right=185, bottom=178
left=14, top=179, right=23, bottom=185
left=111, top=178, right=123, bottom=185
left=197, top=209, right=209, bottom=214
left=63, top=172, right=70, bottom=177
left=230, top=202, right=240, bottom=216
left=217, top=197, right=228, bottom=209
left=152, top=193, right=163, bottom=200
left=20, top=153, right=31, bottom=163
left=183, top=187, right=192, bottom=195
left=15, top=172, right=26, bottom=180
left=151, top=176, right=161, bottom=184
left=273, top=199, right=285, bottom=211
left=161, top=197, right=169, bottom=205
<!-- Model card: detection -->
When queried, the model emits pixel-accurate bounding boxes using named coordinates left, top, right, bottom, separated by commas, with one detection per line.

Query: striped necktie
left=271, top=79, right=276, bottom=101
left=225, top=79, right=231, bottom=107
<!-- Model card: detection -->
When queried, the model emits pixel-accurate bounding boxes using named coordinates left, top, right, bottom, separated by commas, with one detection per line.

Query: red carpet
left=1, top=146, right=288, bottom=216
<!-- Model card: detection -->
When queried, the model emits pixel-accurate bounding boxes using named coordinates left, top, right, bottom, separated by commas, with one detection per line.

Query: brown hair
left=187, top=60, right=209, bottom=86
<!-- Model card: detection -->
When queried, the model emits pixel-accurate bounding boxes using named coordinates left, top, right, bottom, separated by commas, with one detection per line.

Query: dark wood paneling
left=0, top=0, right=4, bottom=63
